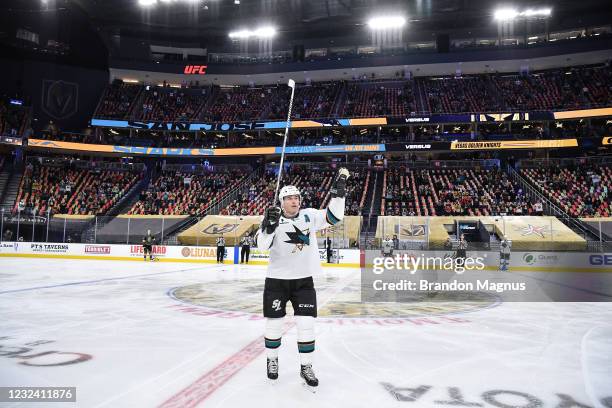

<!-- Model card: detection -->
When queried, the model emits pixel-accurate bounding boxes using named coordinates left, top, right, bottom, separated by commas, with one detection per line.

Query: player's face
left=282, top=195, right=300, bottom=216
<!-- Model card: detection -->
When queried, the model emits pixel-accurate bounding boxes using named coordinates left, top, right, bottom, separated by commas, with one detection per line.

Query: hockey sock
left=265, top=317, right=283, bottom=359
left=296, top=315, right=315, bottom=365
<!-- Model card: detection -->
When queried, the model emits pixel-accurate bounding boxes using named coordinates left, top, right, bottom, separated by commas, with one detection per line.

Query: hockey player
left=256, top=167, right=349, bottom=390
left=142, top=230, right=155, bottom=261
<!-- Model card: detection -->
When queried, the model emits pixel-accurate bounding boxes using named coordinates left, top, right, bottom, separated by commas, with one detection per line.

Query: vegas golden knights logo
left=395, top=225, right=425, bottom=237
left=42, top=80, right=79, bottom=120
left=202, top=224, right=239, bottom=235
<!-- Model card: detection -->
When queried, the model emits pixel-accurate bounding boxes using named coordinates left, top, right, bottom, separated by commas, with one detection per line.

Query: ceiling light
left=367, top=16, right=406, bottom=30
left=494, top=9, right=519, bottom=21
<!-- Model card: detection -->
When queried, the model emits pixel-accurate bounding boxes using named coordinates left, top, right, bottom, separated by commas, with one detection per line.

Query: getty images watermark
left=370, top=253, right=526, bottom=293
left=361, top=251, right=534, bottom=303
left=373, top=253, right=486, bottom=275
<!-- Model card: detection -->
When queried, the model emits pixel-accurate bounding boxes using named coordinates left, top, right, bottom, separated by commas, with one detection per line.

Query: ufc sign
left=184, top=65, right=207, bottom=75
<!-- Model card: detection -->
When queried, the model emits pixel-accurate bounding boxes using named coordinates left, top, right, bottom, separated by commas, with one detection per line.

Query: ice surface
left=0, top=258, right=611, bottom=408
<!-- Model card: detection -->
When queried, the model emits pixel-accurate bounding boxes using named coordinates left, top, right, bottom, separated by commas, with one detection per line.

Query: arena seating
left=493, top=65, right=612, bottom=111
left=522, top=164, right=611, bottom=217
left=269, top=82, right=343, bottom=119
left=137, top=87, right=207, bottom=122
left=341, top=81, right=417, bottom=117
left=204, top=86, right=280, bottom=122
left=94, top=81, right=141, bottom=119
left=382, top=167, right=538, bottom=216
left=222, top=166, right=367, bottom=216
left=421, top=76, right=501, bottom=113
left=129, top=169, right=248, bottom=215
left=93, top=65, right=612, bottom=125
left=13, top=159, right=141, bottom=216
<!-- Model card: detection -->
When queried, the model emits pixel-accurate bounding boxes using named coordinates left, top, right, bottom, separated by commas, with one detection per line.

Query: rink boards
left=1, top=241, right=611, bottom=272
left=0, top=241, right=360, bottom=267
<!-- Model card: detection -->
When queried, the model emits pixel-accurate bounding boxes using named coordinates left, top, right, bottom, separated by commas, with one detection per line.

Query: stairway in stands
left=0, top=163, right=23, bottom=211
left=359, top=169, right=384, bottom=248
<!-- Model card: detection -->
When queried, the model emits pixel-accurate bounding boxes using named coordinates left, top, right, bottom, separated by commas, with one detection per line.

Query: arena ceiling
left=3, top=0, right=612, bottom=48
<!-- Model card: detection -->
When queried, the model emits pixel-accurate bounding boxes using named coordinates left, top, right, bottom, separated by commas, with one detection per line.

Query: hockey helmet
left=278, top=185, right=301, bottom=204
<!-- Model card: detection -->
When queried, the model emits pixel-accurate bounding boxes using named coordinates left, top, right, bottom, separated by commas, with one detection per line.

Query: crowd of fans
left=95, top=82, right=141, bottom=119
left=269, top=82, right=342, bottom=119
left=93, top=64, right=612, bottom=122
left=221, top=165, right=366, bottom=216
left=203, top=87, right=277, bottom=123
left=13, top=158, right=141, bottom=216
left=522, top=164, right=610, bottom=217
left=382, top=167, right=542, bottom=217
left=342, top=81, right=418, bottom=117
left=138, top=87, right=208, bottom=122
left=493, top=65, right=612, bottom=111
left=129, top=169, right=248, bottom=215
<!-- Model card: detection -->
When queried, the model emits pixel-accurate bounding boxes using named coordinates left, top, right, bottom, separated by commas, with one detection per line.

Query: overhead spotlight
left=493, top=8, right=518, bottom=21
left=254, top=26, right=276, bottom=38
left=229, top=26, right=276, bottom=39
left=523, top=8, right=551, bottom=17
left=229, top=29, right=251, bottom=39
left=494, top=7, right=551, bottom=20
left=367, top=16, right=406, bottom=30
left=138, top=0, right=156, bottom=6
left=234, top=0, right=240, bottom=4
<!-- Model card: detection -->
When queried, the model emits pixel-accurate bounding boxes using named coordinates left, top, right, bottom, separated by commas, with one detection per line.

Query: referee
left=456, top=234, right=468, bottom=265
left=240, top=233, right=251, bottom=264
left=216, top=235, right=226, bottom=264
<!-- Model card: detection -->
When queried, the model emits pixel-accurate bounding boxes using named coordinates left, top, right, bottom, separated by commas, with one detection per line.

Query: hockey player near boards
left=216, top=235, right=225, bottom=264
left=256, top=167, right=349, bottom=389
left=142, top=230, right=155, bottom=261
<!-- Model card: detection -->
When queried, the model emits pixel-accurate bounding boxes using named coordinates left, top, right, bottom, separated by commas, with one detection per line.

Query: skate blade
left=302, top=382, right=317, bottom=393
left=267, top=378, right=278, bottom=386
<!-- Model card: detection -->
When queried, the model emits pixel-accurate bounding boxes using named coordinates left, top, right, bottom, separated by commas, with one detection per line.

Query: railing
left=388, top=159, right=500, bottom=169
left=33, top=156, right=146, bottom=172
left=507, top=164, right=607, bottom=249
left=519, top=155, right=612, bottom=169
left=161, top=163, right=252, bottom=174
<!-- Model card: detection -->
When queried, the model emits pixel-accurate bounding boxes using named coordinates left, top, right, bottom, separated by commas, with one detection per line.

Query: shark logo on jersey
left=284, top=225, right=310, bottom=252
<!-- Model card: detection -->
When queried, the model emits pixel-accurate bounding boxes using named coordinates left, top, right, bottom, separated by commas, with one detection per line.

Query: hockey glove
left=330, top=167, right=350, bottom=198
left=262, top=206, right=281, bottom=234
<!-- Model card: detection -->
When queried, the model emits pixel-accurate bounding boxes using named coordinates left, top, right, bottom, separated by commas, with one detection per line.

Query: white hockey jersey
left=256, top=197, right=345, bottom=280
left=382, top=239, right=393, bottom=254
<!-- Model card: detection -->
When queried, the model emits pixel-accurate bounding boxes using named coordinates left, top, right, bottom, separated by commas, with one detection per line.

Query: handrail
left=507, top=164, right=602, bottom=245
left=519, top=155, right=612, bottom=168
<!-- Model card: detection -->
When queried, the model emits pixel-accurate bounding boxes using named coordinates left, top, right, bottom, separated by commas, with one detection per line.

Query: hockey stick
left=273, top=79, right=296, bottom=203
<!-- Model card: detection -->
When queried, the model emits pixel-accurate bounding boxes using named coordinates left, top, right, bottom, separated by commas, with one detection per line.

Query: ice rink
left=1, top=258, right=611, bottom=408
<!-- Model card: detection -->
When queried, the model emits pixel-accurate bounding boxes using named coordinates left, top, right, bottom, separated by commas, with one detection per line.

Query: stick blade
left=288, top=79, right=296, bottom=89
